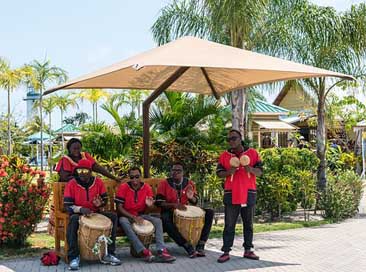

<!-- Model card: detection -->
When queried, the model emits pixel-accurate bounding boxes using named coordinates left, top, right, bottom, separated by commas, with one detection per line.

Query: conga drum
left=130, top=220, right=155, bottom=257
left=78, top=213, right=112, bottom=261
left=174, top=206, right=205, bottom=246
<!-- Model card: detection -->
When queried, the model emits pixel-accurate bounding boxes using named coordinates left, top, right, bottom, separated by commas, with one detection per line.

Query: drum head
left=175, top=205, right=205, bottom=218
left=80, top=213, right=112, bottom=230
left=240, top=155, right=250, bottom=166
left=132, top=219, right=155, bottom=234
left=229, top=157, right=240, bottom=167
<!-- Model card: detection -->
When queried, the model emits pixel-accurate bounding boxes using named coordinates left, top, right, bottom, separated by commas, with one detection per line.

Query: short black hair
left=171, top=161, right=184, bottom=169
left=229, top=129, right=242, bottom=138
left=128, top=167, right=142, bottom=175
left=66, top=138, right=82, bottom=152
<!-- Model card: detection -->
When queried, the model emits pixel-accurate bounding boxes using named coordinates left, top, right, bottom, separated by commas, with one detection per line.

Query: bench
left=52, top=178, right=164, bottom=261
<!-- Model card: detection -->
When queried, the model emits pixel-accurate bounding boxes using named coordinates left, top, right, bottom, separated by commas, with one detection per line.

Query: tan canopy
left=45, top=36, right=353, bottom=96
left=45, top=36, right=354, bottom=177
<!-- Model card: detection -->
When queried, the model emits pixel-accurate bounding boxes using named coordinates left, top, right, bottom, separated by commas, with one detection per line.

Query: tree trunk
left=92, top=103, right=95, bottom=123
left=95, top=102, right=98, bottom=123
left=231, top=89, right=244, bottom=132
left=242, top=90, right=249, bottom=139
left=61, top=110, right=64, bottom=152
left=317, top=88, right=327, bottom=190
left=40, top=89, right=44, bottom=171
left=7, top=88, right=11, bottom=155
left=49, top=113, right=53, bottom=175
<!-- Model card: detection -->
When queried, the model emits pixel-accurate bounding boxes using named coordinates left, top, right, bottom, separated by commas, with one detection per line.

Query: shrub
left=0, top=155, right=51, bottom=246
left=319, top=170, right=363, bottom=221
left=256, top=148, right=319, bottom=219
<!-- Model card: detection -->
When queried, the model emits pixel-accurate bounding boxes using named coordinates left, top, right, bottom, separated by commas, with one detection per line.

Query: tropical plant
left=0, top=58, right=31, bottom=155
left=152, top=0, right=271, bottom=136
left=150, top=92, right=222, bottom=143
left=33, top=95, right=57, bottom=134
left=27, top=60, right=68, bottom=170
left=319, top=170, right=363, bottom=221
left=53, top=94, right=78, bottom=151
left=0, top=155, right=51, bottom=245
left=258, top=1, right=366, bottom=189
left=63, top=112, right=90, bottom=126
left=76, top=89, right=110, bottom=123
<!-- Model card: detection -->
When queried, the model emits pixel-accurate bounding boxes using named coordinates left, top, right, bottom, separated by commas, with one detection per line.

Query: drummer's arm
left=155, top=194, right=180, bottom=209
left=117, top=204, right=139, bottom=222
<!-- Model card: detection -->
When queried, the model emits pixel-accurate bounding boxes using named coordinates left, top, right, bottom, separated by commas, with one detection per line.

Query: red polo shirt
left=218, top=148, right=260, bottom=205
left=115, top=182, right=153, bottom=216
left=55, top=152, right=95, bottom=175
left=156, top=178, right=197, bottom=206
left=64, top=176, right=107, bottom=212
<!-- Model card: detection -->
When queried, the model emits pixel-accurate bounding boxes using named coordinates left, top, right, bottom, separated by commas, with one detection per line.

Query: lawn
left=0, top=220, right=330, bottom=260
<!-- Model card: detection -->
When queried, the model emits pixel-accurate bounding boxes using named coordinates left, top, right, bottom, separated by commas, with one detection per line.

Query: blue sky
left=0, top=0, right=365, bottom=129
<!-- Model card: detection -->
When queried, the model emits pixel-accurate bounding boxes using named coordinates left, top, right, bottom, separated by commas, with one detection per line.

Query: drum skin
left=78, top=213, right=112, bottom=261
left=174, top=206, right=205, bottom=246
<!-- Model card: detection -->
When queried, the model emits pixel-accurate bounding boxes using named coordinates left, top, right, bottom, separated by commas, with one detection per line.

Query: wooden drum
left=78, top=213, right=112, bottom=261
left=174, top=205, right=205, bottom=246
left=130, top=219, right=155, bottom=257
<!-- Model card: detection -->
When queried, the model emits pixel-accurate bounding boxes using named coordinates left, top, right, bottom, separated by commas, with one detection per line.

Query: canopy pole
left=142, top=66, right=189, bottom=178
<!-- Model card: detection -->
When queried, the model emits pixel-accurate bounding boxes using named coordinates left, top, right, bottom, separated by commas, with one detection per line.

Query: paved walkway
left=1, top=216, right=366, bottom=272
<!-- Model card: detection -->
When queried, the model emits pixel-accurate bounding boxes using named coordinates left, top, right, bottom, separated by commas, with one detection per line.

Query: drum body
left=174, top=206, right=205, bottom=246
left=130, top=219, right=155, bottom=257
left=78, top=213, right=112, bottom=261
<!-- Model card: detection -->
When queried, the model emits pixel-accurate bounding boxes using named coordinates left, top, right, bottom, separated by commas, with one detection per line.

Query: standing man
left=115, top=167, right=176, bottom=263
left=216, top=129, right=263, bottom=263
left=155, top=162, right=214, bottom=258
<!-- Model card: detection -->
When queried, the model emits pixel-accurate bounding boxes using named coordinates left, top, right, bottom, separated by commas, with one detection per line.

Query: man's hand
left=80, top=207, right=92, bottom=216
left=145, top=196, right=154, bottom=207
left=92, top=195, right=103, bottom=208
left=133, top=216, right=144, bottom=225
left=175, top=203, right=187, bottom=211
left=186, top=185, right=194, bottom=200
left=227, top=167, right=237, bottom=176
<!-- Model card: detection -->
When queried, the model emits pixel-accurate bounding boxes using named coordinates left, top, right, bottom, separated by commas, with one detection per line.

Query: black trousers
left=161, top=208, right=214, bottom=247
left=67, top=211, right=118, bottom=260
left=221, top=203, right=255, bottom=252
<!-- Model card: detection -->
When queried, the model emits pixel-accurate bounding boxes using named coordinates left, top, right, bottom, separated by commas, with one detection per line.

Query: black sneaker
left=196, top=242, right=206, bottom=257
left=183, top=243, right=197, bottom=258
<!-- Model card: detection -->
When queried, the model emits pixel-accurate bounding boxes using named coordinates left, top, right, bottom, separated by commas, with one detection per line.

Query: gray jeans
left=119, top=215, right=165, bottom=254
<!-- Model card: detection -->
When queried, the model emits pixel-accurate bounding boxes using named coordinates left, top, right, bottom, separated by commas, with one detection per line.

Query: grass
left=0, top=220, right=330, bottom=260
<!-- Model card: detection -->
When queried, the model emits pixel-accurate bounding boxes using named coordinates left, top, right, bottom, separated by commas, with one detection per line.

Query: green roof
left=54, top=124, right=80, bottom=133
left=249, top=99, right=289, bottom=114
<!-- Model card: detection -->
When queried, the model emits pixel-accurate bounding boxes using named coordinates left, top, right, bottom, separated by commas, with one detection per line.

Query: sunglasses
left=171, top=169, right=183, bottom=173
left=129, top=175, right=140, bottom=179
left=76, top=168, right=90, bottom=174
left=227, top=136, right=239, bottom=142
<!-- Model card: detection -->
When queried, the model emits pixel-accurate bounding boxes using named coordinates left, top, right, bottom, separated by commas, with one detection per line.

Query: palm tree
left=33, top=95, right=57, bottom=133
left=150, top=92, right=222, bottom=142
left=152, top=0, right=269, bottom=136
left=28, top=60, right=67, bottom=170
left=76, top=89, right=110, bottom=123
left=260, top=1, right=366, bottom=189
left=0, top=58, right=30, bottom=154
left=54, top=94, right=78, bottom=152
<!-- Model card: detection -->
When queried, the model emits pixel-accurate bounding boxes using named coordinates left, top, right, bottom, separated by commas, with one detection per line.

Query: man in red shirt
left=115, top=167, right=176, bottom=263
left=155, top=162, right=214, bottom=258
left=64, top=159, right=121, bottom=270
left=216, top=129, right=263, bottom=263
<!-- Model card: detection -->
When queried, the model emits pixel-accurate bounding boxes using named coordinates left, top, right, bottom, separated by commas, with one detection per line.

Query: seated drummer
left=64, top=159, right=121, bottom=270
left=115, top=167, right=176, bottom=263
left=155, top=162, right=214, bottom=258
